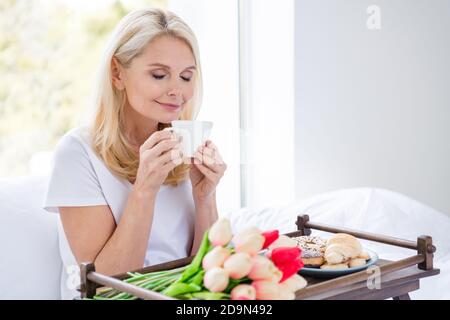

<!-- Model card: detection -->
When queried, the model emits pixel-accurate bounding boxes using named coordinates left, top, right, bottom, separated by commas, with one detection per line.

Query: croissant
left=324, top=233, right=362, bottom=264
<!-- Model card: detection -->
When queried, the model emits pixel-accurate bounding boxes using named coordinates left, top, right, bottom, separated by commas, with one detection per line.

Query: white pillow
left=225, top=188, right=450, bottom=299
left=0, top=175, right=62, bottom=299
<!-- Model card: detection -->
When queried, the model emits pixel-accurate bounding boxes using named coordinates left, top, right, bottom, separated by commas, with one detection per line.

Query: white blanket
left=0, top=175, right=61, bottom=299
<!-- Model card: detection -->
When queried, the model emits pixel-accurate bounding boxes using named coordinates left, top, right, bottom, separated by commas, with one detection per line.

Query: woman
left=44, top=8, right=226, bottom=299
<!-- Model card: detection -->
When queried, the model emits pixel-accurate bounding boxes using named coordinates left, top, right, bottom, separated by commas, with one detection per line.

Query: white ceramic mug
left=164, top=120, right=213, bottom=157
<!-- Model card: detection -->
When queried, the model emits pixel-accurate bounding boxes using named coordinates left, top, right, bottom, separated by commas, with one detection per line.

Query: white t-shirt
left=43, top=126, right=195, bottom=299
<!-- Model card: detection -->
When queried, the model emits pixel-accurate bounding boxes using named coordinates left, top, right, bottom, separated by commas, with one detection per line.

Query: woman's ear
left=111, top=57, right=125, bottom=90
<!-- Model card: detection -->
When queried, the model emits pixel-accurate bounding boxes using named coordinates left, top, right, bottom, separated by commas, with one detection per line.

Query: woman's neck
left=122, top=104, right=159, bottom=148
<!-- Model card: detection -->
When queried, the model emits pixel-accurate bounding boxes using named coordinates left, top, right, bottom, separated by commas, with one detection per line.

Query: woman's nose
left=166, top=85, right=182, bottom=97
left=167, top=89, right=180, bottom=97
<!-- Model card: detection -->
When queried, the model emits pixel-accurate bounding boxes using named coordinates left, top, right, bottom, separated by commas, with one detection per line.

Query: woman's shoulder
left=54, top=126, right=92, bottom=160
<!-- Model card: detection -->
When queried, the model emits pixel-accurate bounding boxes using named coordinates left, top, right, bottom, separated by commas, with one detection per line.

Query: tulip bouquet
left=93, top=218, right=307, bottom=300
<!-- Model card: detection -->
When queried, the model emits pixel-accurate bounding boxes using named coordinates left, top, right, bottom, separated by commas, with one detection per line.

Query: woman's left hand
left=190, top=140, right=227, bottom=202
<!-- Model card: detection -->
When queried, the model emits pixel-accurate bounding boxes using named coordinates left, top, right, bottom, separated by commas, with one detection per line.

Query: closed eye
left=152, top=74, right=191, bottom=82
left=152, top=74, right=166, bottom=80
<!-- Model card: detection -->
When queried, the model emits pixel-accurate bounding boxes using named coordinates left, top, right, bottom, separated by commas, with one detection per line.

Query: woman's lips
left=156, top=101, right=181, bottom=111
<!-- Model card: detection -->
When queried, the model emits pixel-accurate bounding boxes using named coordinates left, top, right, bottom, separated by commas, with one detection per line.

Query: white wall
left=294, top=0, right=450, bottom=215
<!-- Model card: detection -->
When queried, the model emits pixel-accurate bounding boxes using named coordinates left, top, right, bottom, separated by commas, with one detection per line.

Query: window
left=168, top=0, right=241, bottom=214
left=238, top=0, right=296, bottom=208
left=0, top=0, right=294, bottom=213
left=0, top=0, right=241, bottom=215
left=0, top=0, right=167, bottom=177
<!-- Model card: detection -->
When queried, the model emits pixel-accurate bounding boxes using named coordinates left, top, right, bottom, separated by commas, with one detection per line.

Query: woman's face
left=113, top=35, right=197, bottom=125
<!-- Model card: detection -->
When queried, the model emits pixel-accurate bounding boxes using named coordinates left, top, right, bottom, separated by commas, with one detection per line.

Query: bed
left=1, top=175, right=448, bottom=299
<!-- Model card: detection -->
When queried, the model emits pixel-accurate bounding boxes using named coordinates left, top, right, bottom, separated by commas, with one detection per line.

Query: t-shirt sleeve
left=43, top=133, right=108, bottom=213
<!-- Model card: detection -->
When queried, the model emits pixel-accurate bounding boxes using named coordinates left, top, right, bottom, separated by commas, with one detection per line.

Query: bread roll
left=324, top=244, right=354, bottom=264
left=358, top=251, right=371, bottom=260
left=349, top=258, right=366, bottom=268
left=324, top=234, right=362, bottom=264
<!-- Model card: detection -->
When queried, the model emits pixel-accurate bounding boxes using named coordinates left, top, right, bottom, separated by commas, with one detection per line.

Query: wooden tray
left=78, top=214, right=440, bottom=300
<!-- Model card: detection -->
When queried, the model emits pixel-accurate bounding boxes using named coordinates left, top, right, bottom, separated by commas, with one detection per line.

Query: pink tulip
left=248, top=255, right=282, bottom=282
left=271, top=247, right=303, bottom=282
left=234, top=233, right=265, bottom=256
left=202, top=246, right=231, bottom=271
left=223, top=252, right=252, bottom=279
left=277, top=289, right=296, bottom=300
left=262, top=230, right=279, bottom=249
left=232, top=227, right=261, bottom=245
left=231, top=284, right=256, bottom=300
left=250, top=280, right=279, bottom=300
left=268, top=235, right=298, bottom=250
left=252, top=281, right=295, bottom=300
left=203, top=267, right=229, bottom=293
left=264, top=268, right=283, bottom=283
left=208, top=218, right=233, bottom=247
left=236, top=227, right=262, bottom=237
left=279, top=274, right=307, bottom=293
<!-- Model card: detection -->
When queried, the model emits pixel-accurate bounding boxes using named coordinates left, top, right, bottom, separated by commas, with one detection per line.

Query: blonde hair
left=89, top=8, right=203, bottom=186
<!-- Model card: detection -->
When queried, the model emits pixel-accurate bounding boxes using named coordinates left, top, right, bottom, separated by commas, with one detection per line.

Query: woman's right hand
left=133, top=130, right=182, bottom=196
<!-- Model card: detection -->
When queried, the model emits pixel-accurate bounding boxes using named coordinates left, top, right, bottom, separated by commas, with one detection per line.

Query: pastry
left=295, top=236, right=327, bottom=250
left=268, top=235, right=298, bottom=250
left=349, top=258, right=367, bottom=268
left=293, top=234, right=369, bottom=270
left=357, top=251, right=371, bottom=260
left=294, top=236, right=327, bottom=267
left=324, top=233, right=362, bottom=264
left=301, top=248, right=325, bottom=267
